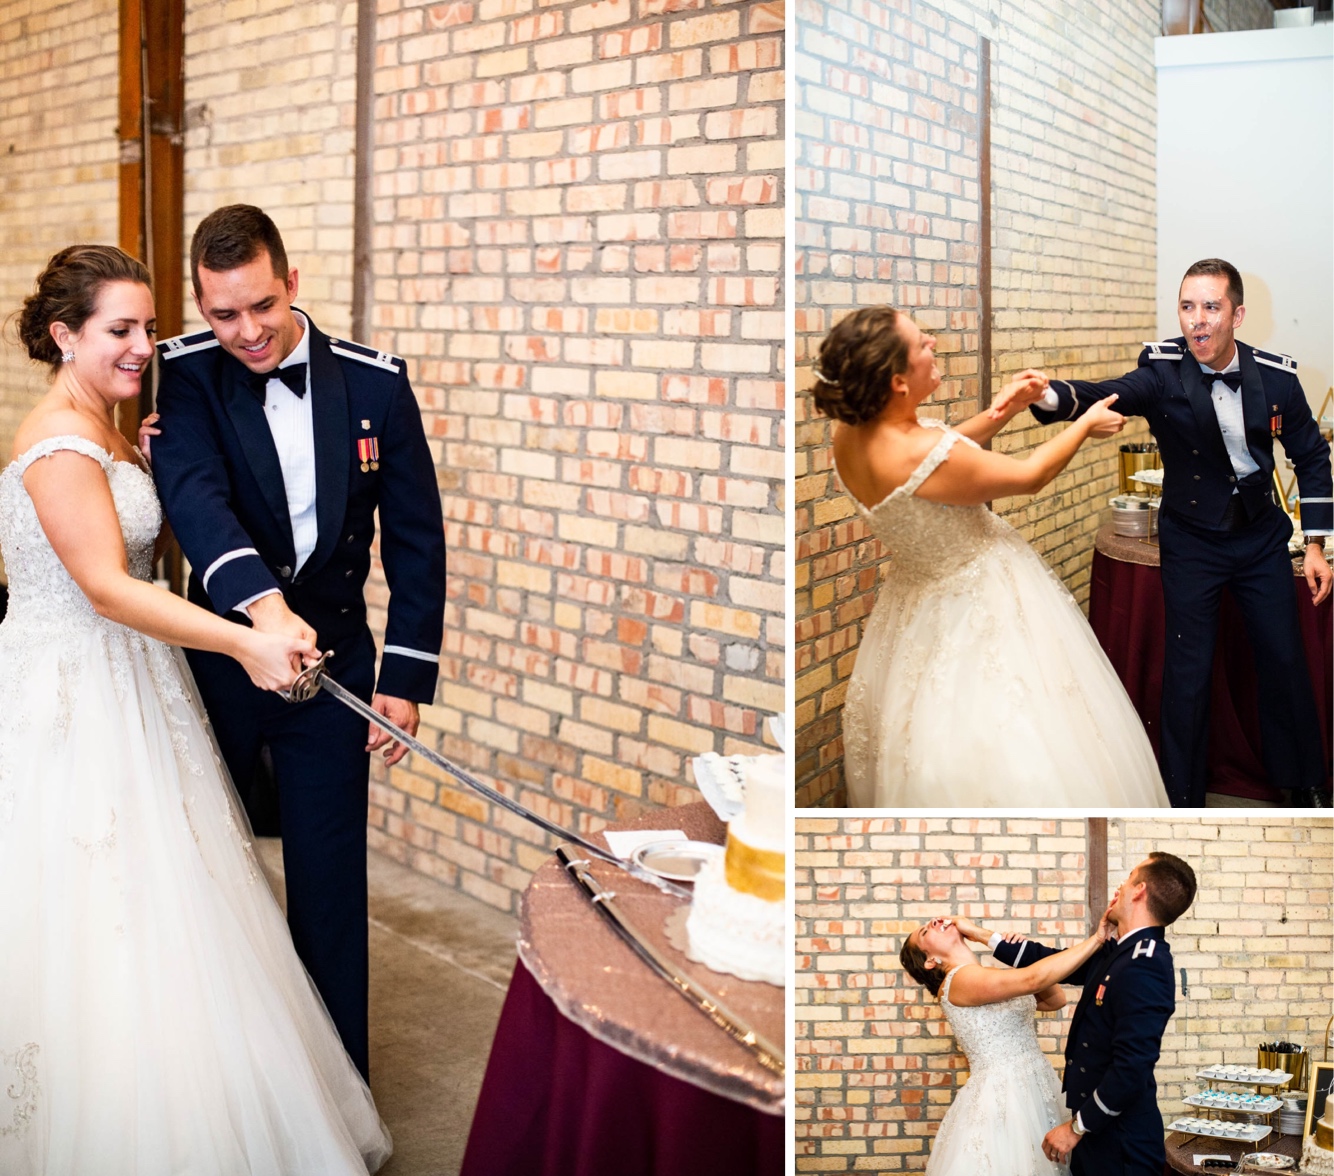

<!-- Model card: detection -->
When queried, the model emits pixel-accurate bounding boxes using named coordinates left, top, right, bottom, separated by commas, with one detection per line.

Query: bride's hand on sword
left=238, top=630, right=320, bottom=693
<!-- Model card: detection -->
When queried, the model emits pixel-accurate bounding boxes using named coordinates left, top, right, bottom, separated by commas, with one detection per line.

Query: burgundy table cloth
left=459, top=961, right=784, bottom=1176
left=1088, top=524, right=1332, bottom=800
left=460, top=801, right=784, bottom=1176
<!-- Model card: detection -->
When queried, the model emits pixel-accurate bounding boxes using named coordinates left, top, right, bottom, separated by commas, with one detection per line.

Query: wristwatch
left=1302, top=534, right=1326, bottom=549
left=1071, top=1115, right=1088, bottom=1137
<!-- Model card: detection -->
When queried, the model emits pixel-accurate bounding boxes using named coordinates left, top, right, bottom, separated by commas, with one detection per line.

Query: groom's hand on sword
left=367, top=695, right=419, bottom=767
left=1042, top=1120, right=1081, bottom=1163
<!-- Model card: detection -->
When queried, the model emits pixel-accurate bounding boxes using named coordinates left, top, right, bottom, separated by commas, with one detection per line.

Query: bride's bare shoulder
left=833, top=421, right=943, bottom=507
left=11, top=408, right=106, bottom=464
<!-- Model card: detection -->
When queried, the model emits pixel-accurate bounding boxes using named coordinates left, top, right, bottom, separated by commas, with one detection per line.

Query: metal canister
left=1118, top=442, right=1161, bottom=496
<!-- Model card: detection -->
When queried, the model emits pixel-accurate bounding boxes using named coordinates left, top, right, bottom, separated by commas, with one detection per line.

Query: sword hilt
left=279, top=649, right=334, bottom=703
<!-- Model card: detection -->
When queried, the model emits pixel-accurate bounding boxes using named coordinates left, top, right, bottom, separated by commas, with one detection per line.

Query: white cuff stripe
left=201, top=548, right=260, bottom=593
left=1013, top=940, right=1028, bottom=966
left=384, top=644, right=440, bottom=664
left=1093, top=1090, right=1120, bottom=1117
left=1299, top=498, right=1333, bottom=504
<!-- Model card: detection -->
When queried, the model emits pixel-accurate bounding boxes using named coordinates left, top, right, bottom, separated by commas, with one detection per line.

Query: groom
left=152, top=205, right=446, bottom=1079
left=1001, top=259, right=1332, bottom=806
left=986, top=852, right=1196, bottom=1175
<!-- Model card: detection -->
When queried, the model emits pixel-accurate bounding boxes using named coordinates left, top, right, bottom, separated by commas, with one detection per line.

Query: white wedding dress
left=840, top=421, right=1169, bottom=806
left=0, top=436, right=391, bottom=1175
left=928, top=966, right=1069, bottom=1176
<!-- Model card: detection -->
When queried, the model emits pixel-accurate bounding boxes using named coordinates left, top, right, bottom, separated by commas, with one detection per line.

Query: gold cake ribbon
left=724, top=837, right=784, bottom=903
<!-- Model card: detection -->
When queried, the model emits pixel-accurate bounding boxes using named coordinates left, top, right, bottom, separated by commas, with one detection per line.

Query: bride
left=815, top=306, right=1170, bottom=807
left=900, top=914, right=1109, bottom=1175
left=0, top=246, right=391, bottom=1173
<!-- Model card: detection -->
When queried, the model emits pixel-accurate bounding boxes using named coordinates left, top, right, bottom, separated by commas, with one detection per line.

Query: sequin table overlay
left=517, top=801, right=784, bottom=1116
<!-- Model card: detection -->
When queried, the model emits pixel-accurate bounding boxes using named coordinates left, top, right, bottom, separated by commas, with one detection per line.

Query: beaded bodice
left=940, top=966, right=1046, bottom=1076
left=844, top=421, right=1010, bottom=584
left=0, top=435, right=160, bottom=632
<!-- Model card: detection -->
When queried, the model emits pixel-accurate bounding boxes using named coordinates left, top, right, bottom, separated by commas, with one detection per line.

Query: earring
left=61, top=350, right=75, bottom=363
left=933, top=956, right=943, bottom=966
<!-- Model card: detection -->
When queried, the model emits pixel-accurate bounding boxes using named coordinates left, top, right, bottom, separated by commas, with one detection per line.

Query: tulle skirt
left=0, top=617, right=391, bottom=1174
left=842, top=525, right=1170, bottom=807
left=926, top=1054, right=1070, bottom=1176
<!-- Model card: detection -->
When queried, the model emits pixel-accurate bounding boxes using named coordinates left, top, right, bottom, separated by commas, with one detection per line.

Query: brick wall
left=794, top=0, right=1160, bottom=806
left=363, top=0, right=786, bottom=910
left=0, top=0, right=119, bottom=489
left=1109, top=816, right=1334, bottom=1119
left=181, top=0, right=358, bottom=335
left=5, top=0, right=785, bottom=912
left=794, top=816, right=1334, bottom=1173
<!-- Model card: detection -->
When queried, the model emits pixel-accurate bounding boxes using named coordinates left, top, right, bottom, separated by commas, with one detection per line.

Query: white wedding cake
left=685, top=754, right=785, bottom=986
left=1302, top=1099, right=1334, bottom=1176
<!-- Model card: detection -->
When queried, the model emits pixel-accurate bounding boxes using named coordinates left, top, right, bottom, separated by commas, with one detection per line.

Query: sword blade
left=557, top=847, right=784, bottom=1076
left=312, top=671, right=692, bottom=901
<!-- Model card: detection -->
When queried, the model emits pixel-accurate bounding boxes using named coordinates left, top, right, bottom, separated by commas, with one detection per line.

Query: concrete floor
left=255, top=839, right=519, bottom=1176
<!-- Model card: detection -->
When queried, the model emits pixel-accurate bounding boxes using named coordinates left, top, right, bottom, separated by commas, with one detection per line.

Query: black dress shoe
left=1287, top=788, right=1330, bottom=808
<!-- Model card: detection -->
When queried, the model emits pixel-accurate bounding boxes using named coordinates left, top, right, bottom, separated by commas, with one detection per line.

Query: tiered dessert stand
left=1166, top=1065, right=1294, bottom=1147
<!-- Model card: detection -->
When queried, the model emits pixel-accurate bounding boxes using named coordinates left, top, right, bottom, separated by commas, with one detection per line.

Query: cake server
left=280, top=653, right=691, bottom=901
left=556, top=847, right=784, bottom=1076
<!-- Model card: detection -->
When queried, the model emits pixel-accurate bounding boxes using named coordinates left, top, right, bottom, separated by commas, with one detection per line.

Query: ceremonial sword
left=557, top=847, right=785, bottom=1075
left=280, top=651, right=691, bottom=900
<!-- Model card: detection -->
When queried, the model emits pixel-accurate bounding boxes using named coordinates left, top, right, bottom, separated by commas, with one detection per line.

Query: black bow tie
left=1202, top=369, right=1242, bottom=392
left=247, top=362, right=307, bottom=402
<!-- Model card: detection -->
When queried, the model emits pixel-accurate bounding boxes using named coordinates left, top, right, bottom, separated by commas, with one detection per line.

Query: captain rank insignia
left=358, top=436, right=380, bottom=472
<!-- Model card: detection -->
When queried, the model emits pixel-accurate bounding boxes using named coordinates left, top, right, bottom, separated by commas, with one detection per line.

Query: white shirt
left=262, top=312, right=318, bottom=572
left=1199, top=352, right=1260, bottom=485
left=235, top=312, right=316, bottom=616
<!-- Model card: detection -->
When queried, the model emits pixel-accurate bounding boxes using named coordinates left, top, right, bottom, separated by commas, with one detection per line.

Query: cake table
left=459, top=801, right=784, bottom=1176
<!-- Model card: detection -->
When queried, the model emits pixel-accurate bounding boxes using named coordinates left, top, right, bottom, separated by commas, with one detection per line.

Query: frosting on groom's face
left=1178, top=273, right=1244, bottom=372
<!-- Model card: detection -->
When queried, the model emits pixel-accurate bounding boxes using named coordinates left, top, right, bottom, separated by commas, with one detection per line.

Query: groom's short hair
left=190, top=204, right=290, bottom=297
left=1181, top=258, right=1244, bottom=310
left=1138, top=852, right=1196, bottom=926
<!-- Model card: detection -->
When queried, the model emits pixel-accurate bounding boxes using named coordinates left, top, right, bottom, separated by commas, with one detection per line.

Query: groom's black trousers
left=1069, top=1103, right=1166, bottom=1176
left=1158, top=503, right=1325, bottom=805
left=186, top=639, right=375, bottom=1081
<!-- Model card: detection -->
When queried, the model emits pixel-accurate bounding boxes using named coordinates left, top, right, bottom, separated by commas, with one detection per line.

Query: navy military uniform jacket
left=1034, top=338, right=1332, bottom=534
left=151, top=311, right=446, bottom=702
left=996, top=927, right=1176, bottom=1174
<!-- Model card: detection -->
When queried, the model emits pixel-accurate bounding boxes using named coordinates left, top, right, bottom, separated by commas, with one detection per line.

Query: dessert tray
left=1184, top=1092, right=1282, bottom=1114
left=1195, top=1066, right=1294, bottom=1086
left=1239, top=1155, right=1295, bottom=1171
left=1167, top=1117, right=1271, bottom=1142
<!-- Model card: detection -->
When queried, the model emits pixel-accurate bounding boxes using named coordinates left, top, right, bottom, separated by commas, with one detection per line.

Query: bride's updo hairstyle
left=900, top=934, right=945, bottom=997
left=17, top=245, right=152, bottom=374
left=810, top=306, right=911, bottom=425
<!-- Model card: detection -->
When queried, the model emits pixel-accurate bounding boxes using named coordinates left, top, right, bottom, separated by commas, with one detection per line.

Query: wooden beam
left=978, top=36, right=992, bottom=423
left=119, top=0, right=183, bottom=591
left=117, top=0, right=183, bottom=444
left=351, top=0, right=376, bottom=344
left=1088, top=817, right=1108, bottom=933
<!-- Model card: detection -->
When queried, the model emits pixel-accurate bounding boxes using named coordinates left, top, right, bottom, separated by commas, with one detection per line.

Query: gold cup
left=1257, top=1045, right=1307, bottom=1092
left=1118, top=444, right=1162, bottom=496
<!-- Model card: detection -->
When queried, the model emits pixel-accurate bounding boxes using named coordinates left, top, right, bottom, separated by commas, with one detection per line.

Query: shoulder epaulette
left=1251, top=346, right=1297, bottom=373
left=157, top=329, right=220, bottom=359
left=1142, top=341, right=1183, bottom=361
left=328, top=337, right=402, bottom=374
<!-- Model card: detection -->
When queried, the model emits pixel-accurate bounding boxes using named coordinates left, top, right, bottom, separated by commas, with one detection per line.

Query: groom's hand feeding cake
left=685, top=755, right=785, bottom=987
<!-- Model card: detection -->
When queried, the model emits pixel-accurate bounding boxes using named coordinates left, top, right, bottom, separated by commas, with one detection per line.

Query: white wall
left=1156, top=25, right=1333, bottom=421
